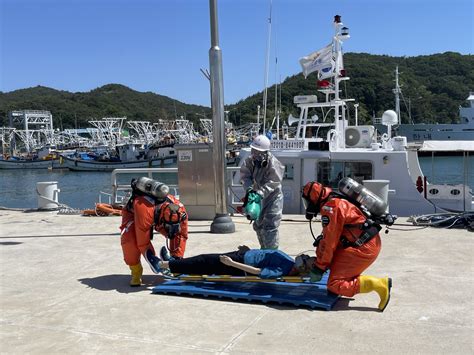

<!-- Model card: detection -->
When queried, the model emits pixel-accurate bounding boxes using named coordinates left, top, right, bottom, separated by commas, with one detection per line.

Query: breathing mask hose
left=308, top=219, right=322, bottom=247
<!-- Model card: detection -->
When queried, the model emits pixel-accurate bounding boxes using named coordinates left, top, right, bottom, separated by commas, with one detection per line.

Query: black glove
left=313, top=234, right=323, bottom=248
left=238, top=245, right=250, bottom=253
left=164, top=222, right=180, bottom=239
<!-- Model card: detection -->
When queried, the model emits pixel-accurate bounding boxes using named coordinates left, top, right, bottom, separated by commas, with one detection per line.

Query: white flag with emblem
left=299, top=43, right=333, bottom=78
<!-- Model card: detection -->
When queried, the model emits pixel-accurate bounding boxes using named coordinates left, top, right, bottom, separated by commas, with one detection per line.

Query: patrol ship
left=235, top=16, right=473, bottom=216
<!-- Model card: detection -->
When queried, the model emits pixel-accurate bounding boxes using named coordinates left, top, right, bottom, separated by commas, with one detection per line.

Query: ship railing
left=111, top=166, right=246, bottom=215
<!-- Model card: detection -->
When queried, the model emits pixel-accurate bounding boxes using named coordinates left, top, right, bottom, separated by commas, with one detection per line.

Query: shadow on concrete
left=0, top=241, right=22, bottom=246
left=0, top=233, right=118, bottom=239
left=148, top=292, right=330, bottom=311
left=78, top=274, right=167, bottom=294
left=332, top=297, right=377, bottom=312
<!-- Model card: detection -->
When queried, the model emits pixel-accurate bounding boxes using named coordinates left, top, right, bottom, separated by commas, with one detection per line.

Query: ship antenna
left=262, top=0, right=272, bottom=134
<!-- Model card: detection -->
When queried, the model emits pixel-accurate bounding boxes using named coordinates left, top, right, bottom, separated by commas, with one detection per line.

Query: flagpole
left=333, top=18, right=341, bottom=148
left=332, top=15, right=350, bottom=149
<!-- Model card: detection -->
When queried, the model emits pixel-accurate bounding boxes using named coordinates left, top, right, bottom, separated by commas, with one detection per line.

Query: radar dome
left=381, top=110, right=398, bottom=125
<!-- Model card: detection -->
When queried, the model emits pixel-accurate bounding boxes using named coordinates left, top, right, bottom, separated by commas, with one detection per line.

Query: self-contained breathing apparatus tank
left=338, top=177, right=387, bottom=217
left=132, top=177, right=169, bottom=202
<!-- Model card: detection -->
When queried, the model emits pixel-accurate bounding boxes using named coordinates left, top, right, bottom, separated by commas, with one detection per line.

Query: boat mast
left=332, top=15, right=349, bottom=149
left=393, top=66, right=401, bottom=125
left=275, top=59, right=278, bottom=139
left=262, top=0, right=272, bottom=134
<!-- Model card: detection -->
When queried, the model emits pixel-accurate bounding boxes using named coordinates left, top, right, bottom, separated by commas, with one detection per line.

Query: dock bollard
left=36, top=181, right=60, bottom=210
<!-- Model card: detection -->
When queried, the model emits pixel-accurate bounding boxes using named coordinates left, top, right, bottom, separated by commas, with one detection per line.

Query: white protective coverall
left=240, top=151, right=285, bottom=249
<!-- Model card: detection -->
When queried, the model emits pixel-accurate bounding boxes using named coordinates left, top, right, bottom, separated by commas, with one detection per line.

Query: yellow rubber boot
left=129, top=263, right=143, bottom=287
left=359, top=275, right=392, bottom=312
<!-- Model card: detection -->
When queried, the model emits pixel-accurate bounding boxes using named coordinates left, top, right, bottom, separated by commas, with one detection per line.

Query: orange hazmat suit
left=120, top=194, right=188, bottom=266
left=302, top=182, right=381, bottom=297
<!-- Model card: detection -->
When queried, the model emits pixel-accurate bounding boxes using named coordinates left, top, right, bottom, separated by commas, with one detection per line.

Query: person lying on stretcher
left=146, top=245, right=315, bottom=279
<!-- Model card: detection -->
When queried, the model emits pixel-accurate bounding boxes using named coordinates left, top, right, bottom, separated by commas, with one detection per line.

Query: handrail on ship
left=111, top=166, right=245, bottom=214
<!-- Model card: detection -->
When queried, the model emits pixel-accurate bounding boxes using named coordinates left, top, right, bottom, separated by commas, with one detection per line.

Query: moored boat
left=62, top=144, right=177, bottom=171
left=0, top=157, right=62, bottom=169
left=61, top=154, right=177, bottom=171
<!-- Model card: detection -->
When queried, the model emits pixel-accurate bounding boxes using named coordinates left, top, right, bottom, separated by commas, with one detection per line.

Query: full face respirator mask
left=251, top=148, right=269, bottom=168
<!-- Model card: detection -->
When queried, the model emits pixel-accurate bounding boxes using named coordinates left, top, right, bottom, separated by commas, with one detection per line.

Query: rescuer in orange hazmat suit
left=120, top=184, right=188, bottom=287
left=301, top=181, right=392, bottom=311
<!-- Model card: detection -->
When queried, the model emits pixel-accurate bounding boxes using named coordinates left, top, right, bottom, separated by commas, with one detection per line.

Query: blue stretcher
left=151, top=272, right=339, bottom=310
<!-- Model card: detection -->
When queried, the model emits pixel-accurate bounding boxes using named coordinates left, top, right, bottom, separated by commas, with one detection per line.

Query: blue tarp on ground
left=151, top=273, right=339, bottom=311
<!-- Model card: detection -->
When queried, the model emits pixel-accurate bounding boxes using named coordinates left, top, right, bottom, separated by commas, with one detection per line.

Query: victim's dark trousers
left=168, top=250, right=246, bottom=275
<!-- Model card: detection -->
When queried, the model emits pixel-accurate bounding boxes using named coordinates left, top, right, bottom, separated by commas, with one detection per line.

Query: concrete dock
left=0, top=210, right=472, bottom=353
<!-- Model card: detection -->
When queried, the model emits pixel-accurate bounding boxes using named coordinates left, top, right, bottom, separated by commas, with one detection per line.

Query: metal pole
left=209, top=0, right=234, bottom=234
left=354, top=103, right=359, bottom=126
left=257, top=105, right=260, bottom=129
left=394, top=66, right=401, bottom=125
left=262, top=0, right=272, bottom=135
left=463, top=151, right=466, bottom=212
left=333, top=24, right=342, bottom=148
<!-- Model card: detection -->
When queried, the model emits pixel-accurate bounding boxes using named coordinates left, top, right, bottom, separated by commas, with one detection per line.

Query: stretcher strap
left=166, top=274, right=315, bottom=283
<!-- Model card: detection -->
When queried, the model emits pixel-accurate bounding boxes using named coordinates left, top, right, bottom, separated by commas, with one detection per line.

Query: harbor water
left=0, top=168, right=178, bottom=209
left=0, top=156, right=472, bottom=209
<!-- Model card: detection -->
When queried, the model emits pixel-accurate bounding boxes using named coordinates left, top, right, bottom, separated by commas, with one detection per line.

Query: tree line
left=1, top=52, right=472, bottom=129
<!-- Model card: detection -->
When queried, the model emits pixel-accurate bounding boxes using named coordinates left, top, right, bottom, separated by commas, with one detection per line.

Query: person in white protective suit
left=240, top=135, right=285, bottom=249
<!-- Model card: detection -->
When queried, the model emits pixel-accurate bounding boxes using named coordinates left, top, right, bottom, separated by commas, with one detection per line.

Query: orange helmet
left=301, top=181, right=332, bottom=220
left=159, top=202, right=187, bottom=239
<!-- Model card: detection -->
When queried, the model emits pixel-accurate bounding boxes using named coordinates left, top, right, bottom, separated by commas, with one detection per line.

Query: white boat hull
left=236, top=146, right=473, bottom=217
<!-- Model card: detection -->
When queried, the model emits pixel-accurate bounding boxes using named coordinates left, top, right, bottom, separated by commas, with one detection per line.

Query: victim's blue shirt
left=243, top=249, right=295, bottom=279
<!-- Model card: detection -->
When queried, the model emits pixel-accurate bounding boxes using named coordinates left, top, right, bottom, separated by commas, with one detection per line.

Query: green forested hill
left=0, top=84, right=212, bottom=129
left=228, top=52, right=474, bottom=126
left=1, top=52, right=473, bottom=129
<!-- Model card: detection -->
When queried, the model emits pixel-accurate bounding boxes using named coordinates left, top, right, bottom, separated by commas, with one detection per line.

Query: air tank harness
left=340, top=220, right=382, bottom=248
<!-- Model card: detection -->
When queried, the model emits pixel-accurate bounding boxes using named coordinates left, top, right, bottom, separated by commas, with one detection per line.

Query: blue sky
left=1, top=0, right=473, bottom=107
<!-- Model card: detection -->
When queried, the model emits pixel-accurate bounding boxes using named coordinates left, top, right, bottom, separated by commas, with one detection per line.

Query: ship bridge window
left=317, top=161, right=372, bottom=188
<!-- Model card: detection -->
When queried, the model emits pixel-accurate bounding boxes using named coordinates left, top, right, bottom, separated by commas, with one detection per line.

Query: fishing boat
left=62, top=143, right=177, bottom=171
left=0, top=116, right=65, bottom=169
left=236, top=15, right=472, bottom=216
left=0, top=156, right=61, bottom=169
left=0, top=145, right=63, bottom=169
